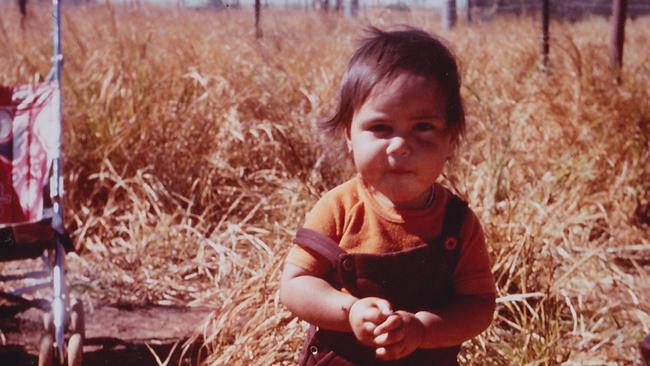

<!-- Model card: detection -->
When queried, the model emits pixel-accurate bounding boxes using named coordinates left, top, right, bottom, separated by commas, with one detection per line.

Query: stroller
left=0, top=0, right=84, bottom=365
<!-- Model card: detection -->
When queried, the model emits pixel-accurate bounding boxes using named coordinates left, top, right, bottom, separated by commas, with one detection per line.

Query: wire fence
left=473, top=0, right=650, bottom=14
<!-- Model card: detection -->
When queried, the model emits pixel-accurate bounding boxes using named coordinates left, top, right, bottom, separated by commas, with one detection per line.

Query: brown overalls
left=293, top=194, right=468, bottom=366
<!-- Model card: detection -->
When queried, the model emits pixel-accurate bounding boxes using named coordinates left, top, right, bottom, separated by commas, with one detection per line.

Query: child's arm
left=372, top=293, right=496, bottom=361
left=280, top=262, right=393, bottom=344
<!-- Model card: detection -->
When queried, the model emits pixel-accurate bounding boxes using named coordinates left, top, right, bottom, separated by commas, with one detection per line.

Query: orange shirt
left=286, top=176, right=496, bottom=296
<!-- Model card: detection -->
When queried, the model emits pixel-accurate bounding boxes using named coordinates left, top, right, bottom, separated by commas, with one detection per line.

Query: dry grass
left=1, top=4, right=649, bottom=365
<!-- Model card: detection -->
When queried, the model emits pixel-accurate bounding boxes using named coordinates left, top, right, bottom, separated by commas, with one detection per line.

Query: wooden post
left=542, top=0, right=550, bottom=69
left=344, top=0, right=358, bottom=18
left=18, top=0, right=27, bottom=16
left=18, top=0, right=28, bottom=29
left=609, top=0, right=627, bottom=82
left=641, top=333, right=650, bottom=366
left=255, top=0, right=262, bottom=39
left=443, top=0, right=457, bottom=29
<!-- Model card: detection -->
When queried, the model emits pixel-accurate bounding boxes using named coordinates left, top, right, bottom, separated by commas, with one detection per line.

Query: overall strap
left=293, top=228, right=345, bottom=268
left=439, top=194, right=468, bottom=250
left=430, top=193, right=468, bottom=298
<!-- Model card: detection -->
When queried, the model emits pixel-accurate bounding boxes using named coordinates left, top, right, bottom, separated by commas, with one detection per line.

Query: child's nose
left=386, top=136, right=411, bottom=156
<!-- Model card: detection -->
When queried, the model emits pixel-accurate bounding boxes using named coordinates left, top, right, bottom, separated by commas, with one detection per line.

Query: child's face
left=346, top=71, right=452, bottom=210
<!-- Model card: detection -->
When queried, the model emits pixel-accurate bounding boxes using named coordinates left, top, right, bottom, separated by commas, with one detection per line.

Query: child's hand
left=372, top=310, right=425, bottom=361
left=348, top=297, right=393, bottom=345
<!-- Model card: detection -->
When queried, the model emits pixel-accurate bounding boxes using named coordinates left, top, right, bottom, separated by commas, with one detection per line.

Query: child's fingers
left=354, top=321, right=379, bottom=346
left=360, top=305, right=384, bottom=323
left=373, top=324, right=405, bottom=346
left=375, top=347, right=388, bottom=358
left=361, top=321, right=377, bottom=334
left=372, top=298, right=393, bottom=317
left=373, top=330, right=405, bottom=347
left=350, top=298, right=393, bottom=328
left=372, top=313, right=402, bottom=336
left=375, top=342, right=406, bottom=361
left=362, top=301, right=392, bottom=323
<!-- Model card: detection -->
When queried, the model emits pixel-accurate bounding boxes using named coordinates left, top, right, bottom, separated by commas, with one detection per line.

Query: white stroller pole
left=50, top=0, right=67, bottom=360
left=51, top=0, right=64, bottom=236
left=53, top=0, right=63, bottom=84
left=0, top=0, right=80, bottom=363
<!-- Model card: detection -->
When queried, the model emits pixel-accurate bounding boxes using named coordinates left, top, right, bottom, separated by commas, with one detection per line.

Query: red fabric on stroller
left=0, top=81, right=60, bottom=225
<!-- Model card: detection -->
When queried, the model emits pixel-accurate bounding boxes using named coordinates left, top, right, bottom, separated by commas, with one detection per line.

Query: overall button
left=341, top=257, right=354, bottom=271
left=444, top=237, right=458, bottom=250
left=309, top=345, right=318, bottom=355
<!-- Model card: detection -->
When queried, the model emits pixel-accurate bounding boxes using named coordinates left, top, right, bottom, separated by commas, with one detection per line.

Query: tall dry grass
left=1, top=4, right=648, bottom=365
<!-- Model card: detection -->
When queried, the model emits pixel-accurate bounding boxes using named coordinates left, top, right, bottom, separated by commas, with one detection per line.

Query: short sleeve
left=285, top=188, right=347, bottom=275
left=453, top=209, right=496, bottom=295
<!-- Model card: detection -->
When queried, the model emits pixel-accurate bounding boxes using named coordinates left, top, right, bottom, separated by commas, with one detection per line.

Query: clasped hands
left=348, top=297, right=425, bottom=361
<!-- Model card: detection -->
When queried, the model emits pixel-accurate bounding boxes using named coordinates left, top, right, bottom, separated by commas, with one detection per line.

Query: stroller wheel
left=67, top=333, right=83, bottom=366
left=38, top=333, right=54, bottom=366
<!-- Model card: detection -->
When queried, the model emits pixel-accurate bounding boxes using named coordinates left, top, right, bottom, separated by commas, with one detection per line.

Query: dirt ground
left=0, top=247, right=218, bottom=366
left=0, top=298, right=212, bottom=365
left=0, top=303, right=212, bottom=366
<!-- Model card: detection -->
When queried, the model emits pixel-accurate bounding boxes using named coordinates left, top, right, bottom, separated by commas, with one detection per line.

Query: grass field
left=1, top=3, right=649, bottom=365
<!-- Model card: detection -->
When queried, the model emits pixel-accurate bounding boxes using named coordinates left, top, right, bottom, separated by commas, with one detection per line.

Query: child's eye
left=368, top=124, right=392, bottom=133
left=414, top=122, right=432, bottom=131
left=414, top=122, right=435, bottom=131
left=415, top=120, right=445, bottom=132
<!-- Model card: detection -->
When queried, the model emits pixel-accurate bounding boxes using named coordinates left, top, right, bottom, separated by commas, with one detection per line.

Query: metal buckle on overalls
left=309, top=345, right=318, bottom=355
left=341, top=257, right=354, bottom=271
left=0, top=228, right=15, bottom=247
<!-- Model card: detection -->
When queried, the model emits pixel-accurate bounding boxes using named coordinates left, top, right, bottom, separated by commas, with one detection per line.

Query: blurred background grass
left=0, top=3, right=649, bottom=365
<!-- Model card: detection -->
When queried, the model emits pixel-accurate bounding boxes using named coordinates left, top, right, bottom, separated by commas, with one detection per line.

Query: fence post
left=443, top=0, right=456, bottom=29
left=609, top=0, right=627, bottom=82
left=255, top=0, right=262, bottom=38
left=18, top=0, right=28, bottom=28
left=542, top=0, right=550, bottom=69
left=344, top=0, right=357, bottom=18
left=641, top=333, right=650, bottom=366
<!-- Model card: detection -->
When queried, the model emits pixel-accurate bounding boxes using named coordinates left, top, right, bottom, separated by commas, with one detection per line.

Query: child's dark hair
left=320, top=26, right=465, bottom=141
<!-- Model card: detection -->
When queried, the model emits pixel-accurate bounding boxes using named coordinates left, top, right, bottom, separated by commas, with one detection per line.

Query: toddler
left=280, top=26, right=496, bottom=366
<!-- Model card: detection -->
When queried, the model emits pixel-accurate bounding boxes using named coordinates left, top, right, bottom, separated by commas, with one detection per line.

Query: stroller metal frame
left=0, top=0, right=84, bottom=364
